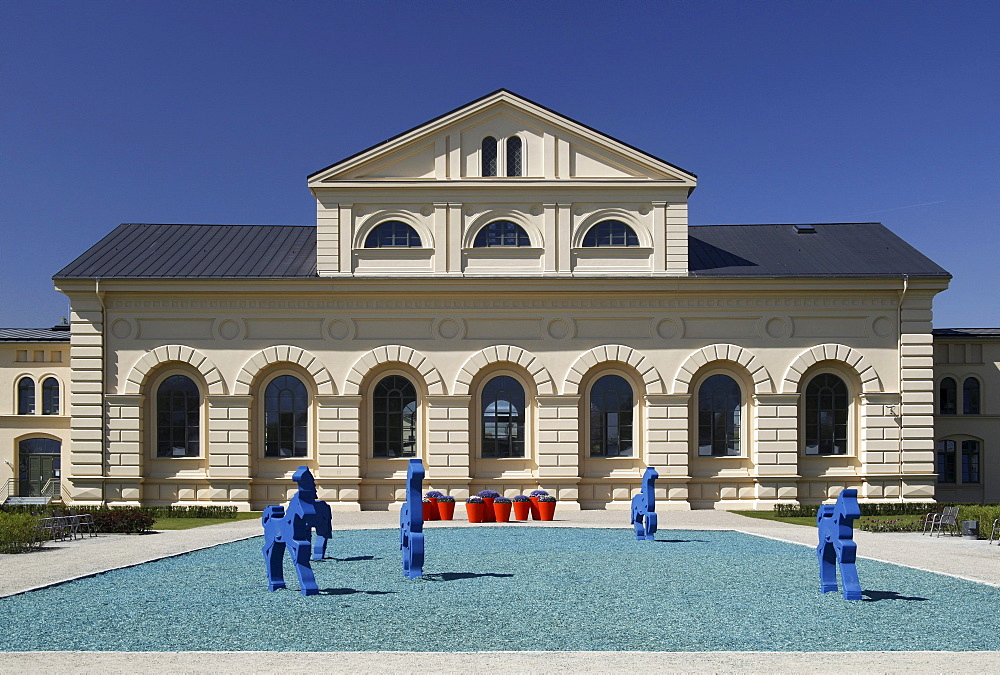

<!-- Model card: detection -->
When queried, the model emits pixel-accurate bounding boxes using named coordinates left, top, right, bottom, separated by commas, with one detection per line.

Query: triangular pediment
left=308, top=90, right=696, bottom=185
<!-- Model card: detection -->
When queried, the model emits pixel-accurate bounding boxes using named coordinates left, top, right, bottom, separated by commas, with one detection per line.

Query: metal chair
left=929, top=506, right=960, bottom=537
left=989, top=518, right=1000, bottom=545
left=921, top=510, right=941, bottom=535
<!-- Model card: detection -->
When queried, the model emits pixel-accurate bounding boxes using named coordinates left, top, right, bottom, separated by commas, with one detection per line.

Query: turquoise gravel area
left=1, top=527, right=998, bottom=652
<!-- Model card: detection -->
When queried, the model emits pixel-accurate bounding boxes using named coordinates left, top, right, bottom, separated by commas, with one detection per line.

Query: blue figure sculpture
left=261, top=466, right=333, bottom=596
left=630, top=466, right=659, bottom=540
left=399, top=458, right=425, bottom=579
left=816, top=488, right=863, bottom=601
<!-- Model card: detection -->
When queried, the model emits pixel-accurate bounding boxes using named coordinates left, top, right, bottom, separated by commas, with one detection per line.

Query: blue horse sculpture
left=816, top=488, right=863, bottom=601
left=262, top=466, right=333, bottom=596
left=399, top=458, right=425, bottom=579
left=630, top=466, right=659, bottom=540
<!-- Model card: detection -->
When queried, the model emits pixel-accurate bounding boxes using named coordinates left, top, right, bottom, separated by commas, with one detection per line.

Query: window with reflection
left=804, top=373, right=848, bottom=455
left=264, top=375, right=308, bottom=458
left=481, top=375, right=525, bottom=458
left=963, top=378, right=981, bottom=415
left=473, top=220, right=531, bottom=247
left=156, top=375, right=200, bottom=458
left=939, top=377, right=957, bottom=415
left=506, top=136, right=522, bottom=177
left=698, top=374, right=742, bottom=456
left=936, top=439, right=956, bottom=483
left=41, top=377, right=59, bottom=415
left=590, top=374, right=633, bottom=457
left=962, top=440, right=980, bottom=483
left=481, top=136, right=498, bottom=177
left=372, top=375, right=417, bottom=458
left=582, top=220, right=640, bottom=247
left=17, top=377, right=34, bottom=415
left=364, top=221, right=422, bottom=248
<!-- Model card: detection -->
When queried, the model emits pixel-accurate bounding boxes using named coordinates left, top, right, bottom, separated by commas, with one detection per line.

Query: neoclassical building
left=5, top=90, right=996, bottom=510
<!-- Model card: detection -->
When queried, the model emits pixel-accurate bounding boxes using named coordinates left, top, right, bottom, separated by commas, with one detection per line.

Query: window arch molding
left=147, top=365, right=206, bottom=460
left=124, top=345, right=226, bottom=395
left=471, top=366, right=534, bottom=461
left=572, top=209, right=651, bottom=248
left=798, top=364, right=859, bottom=457
left=462, top=210, right=542, bottom=250
left=689, top=365, right=754, bottom=459
left=363, top=365, right=426, bottom=461
left=353, top=211, right=433, bottom=250
left=234, top=346, right=335, bottom=396
left=781, top=344, right=883, bottom=394
left=254, top=365, right=317, bottom=461
left=582, top=367, right=642, bottom=460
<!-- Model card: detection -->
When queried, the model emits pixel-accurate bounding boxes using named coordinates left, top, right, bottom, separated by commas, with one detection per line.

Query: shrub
left=88, top=507, right=156, bottom=534
left=773, top=502, right=1000, bottom=519
left=478, top=490, right=501, bottom=498
left=512, top=495, right=530, bottom=502
left=424, top=491, right=444, bottom=499
left=856, top=516, right=923, bottom=533
left=147, top=505, right=239, bottom=519
left=0, top=513, right=42, bottom=553
left=493, top=496, right=512, bottom=503
left=436, top=495, right=455, bottom=503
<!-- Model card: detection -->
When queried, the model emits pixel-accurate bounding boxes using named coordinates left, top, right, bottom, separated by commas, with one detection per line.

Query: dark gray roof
left=54, top=224, right=316, bottom=279
left=689, top=223, right=949, bottom=278
left=933, top=328, right=1000, bottom=338
left=55, top=221, right=948, bottom=280
left=0, top=327, right=71, bottom=342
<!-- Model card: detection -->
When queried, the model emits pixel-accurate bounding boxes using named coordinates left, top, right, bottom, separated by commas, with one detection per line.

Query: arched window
left=804, top=373, right=848, bottom=455
left=18, top=437, right=61, bottom=498
left=17, top=377, right=34, bottom=415
left=963, top=377, right=981, bottom=415
left=41, top=377, right=59, bottom=415
left=264, top=375, right=308, bottom=458
left=506, top=136, right=522, bottom=177
left=936, top=438, right=983, bottom=484
left=582, top=220, right=640, bottom=247
left=481, top=376, right=525, bottom=458
left=473, top=220, right=531, bottom=247
left=156, top=375, right=200, bottom=458
left=936, top=439, right=956, bottom=483
left=697, top=374, right=742, bottom=456
left=962, top=440, right=980, bottom=483
left=589, top=374, right=633, bottom=457
left=364, top=221, right=422, bottom=248
left=939, top=377, right=957, bottom=415
left=372, top=375, right=417, bottom=458
left=481, top=136, right=498, bottom=177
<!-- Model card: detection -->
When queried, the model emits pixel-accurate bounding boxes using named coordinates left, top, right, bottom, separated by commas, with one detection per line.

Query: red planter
left=421, top=501, right=434, bottom=520
left=528, top=496, right=541, bottom=520
left=512, top=501, right=531, bottom=521
left=426, top=497, right=440, bottom=520
left=537, top=500, right=556, bottom=521
left=465, top=502, right=486, bottom=523
left=437, top=500, right=456, bottom=520
left=481, top=497, right=496, bottom=522
left=493, top=501, right=512, bottom=523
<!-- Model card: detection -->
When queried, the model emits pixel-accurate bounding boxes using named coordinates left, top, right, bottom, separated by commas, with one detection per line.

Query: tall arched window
left=936, top=439, right=956, bottom=483
left=481, top=136, right=498, bottom=177
left=473, top=220, right=531, bottom=247
left=364, top=221, right=422, bottom=248
left=481, top=375, right=525, bottom=458
left=962, top=440, right=980, bottom=483
left=963, top=377, right=981, bottom=415
left=41, top=377, right=59, bottom=415
left=156, top=375, right=200, bottom=458
left=18, top=437, right=61, bottom=498
left=697, top=374, right=742, bottom=456
left=589, top=374, right=633, bottom=457
left=506, top=136, right=522, bottom=177
left=582, top=220, right=640, bottom=247
left=264, top=375, right=308, bottom=458
left=17, top=377, right=34, bottom=415
left=804, top=373, right=848, bottom=455
left=939, top=377, right=957, bottom=415
left=372, top=375, right=417, bottom=458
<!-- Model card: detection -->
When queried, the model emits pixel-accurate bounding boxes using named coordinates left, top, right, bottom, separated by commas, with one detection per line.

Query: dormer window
left=364, top=221, right=422, bottom=248
left=474, top=220, right=531, bottom=247
left=582, top=220, right=640, bottom=247
left=482, top=137, right=498, bottom=177
left=506, top=136, right=522, bottom=177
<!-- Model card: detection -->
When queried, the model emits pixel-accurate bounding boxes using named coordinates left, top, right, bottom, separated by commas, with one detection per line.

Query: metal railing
left=40, top=477, right=61, bottom=499
left=0, top=478, right=13, bottom=504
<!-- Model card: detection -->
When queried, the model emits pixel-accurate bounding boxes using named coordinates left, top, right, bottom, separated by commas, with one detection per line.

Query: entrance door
left=17, top=438, right=61, bottom=497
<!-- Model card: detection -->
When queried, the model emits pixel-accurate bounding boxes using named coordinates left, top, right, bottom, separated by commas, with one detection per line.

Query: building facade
left=6, top=91, right=996, bottom=511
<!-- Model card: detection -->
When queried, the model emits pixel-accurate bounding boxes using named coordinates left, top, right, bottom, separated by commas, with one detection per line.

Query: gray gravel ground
left=2, top=507, right=999, bottom=672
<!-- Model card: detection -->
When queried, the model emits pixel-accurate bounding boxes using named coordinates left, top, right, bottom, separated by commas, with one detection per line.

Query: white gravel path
left=2, top=508, right=998, bottom=672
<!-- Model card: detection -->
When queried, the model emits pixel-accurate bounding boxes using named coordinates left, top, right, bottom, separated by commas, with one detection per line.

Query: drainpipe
left=897, top=274, right=908, bottom=490
left=96, top=278, right=107, bottom=505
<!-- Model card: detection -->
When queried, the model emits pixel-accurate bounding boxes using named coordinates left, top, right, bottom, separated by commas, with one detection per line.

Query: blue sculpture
left=630, top=466, right=659, bottom=540
left=399, top=458, right=425, bottom=579
left=261, top=466, right=333, bottom=596
left=816, top=488, right=863, bottom=601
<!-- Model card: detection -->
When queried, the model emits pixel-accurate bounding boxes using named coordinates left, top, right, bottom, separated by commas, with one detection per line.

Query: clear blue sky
left=1, top=0, right=997, bottom=328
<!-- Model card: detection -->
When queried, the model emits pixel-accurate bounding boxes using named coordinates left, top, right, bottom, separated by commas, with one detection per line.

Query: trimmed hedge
left=774, top=502, right=1000, bottom=518
left=88, top=507, right=156, bottom=534
left=0, top=504, right=239, bottom=520
left=0, top=513, right=43, bottom=553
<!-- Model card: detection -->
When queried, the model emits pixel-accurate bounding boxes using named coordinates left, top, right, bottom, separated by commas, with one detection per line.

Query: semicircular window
left=473, top=220, right=531, bottom=248
left=364, top=221, right=422, bottom=248
left=583, top=220, right=640, bottom=247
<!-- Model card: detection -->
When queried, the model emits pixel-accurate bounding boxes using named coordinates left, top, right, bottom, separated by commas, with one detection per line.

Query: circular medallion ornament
left=326, top=319, right=351, bottom=340
left=656, top=318, right=680, bottom=340
left=530, top=204, right=543, bottom=216
left=421, top=205, right=434, bottom=217
left=437, top=318, right=461, bottom=339
left=765, top=316, right=789, bottom=339
left=872, top=316, right=893, bottom=338
left=218, top=319, right=240, bottom=341
left=639, top=203, right=652, bottom=215
left=546, top=318, right=571, bottom=340
left=110, top=319, right=133, bottom=340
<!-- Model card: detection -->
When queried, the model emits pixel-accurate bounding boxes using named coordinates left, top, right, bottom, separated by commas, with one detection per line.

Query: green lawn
left=732, top=510, right=926, bottom=532
left=152, top=512, right=261, bottom=531
left=732, top=510, right=818, bottom=527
